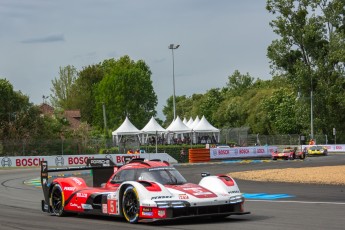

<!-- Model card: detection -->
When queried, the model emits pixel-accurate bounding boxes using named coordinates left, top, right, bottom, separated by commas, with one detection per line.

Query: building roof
left=39, top=103, right=54, bottom=116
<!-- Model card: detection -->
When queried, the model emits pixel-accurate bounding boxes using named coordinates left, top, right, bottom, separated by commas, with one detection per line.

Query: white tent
left=166, top=116, right=191, bottom=133
left=112, top=117, right=141, bottom=135
left=193, top=115, right=220, bottom=144
left=141, top=117, right=166, bottom=152
left=182, top=117, right=188, bottom=124
left=193, top=115, right=219, bottom=132
left=141, top=116, right=166, bottom=134
left=186, top=117, right=194, bottom=128
left=166, top=116, right=192, bottom=144
left=189, top=115, right=200, bottom=129
left=112, top=117, right=141, bottom=146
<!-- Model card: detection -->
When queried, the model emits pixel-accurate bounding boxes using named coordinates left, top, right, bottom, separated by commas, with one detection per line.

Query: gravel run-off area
left=229, top=165, right=345, bottom=185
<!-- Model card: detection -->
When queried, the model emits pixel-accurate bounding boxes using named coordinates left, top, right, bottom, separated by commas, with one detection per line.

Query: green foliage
left=266, top=0, right=345, bottom=142
left=226, top=70, right=254, bottom=95
left=50, top=65, right=78, bottom=109
left=72, top=64, right=104, bottom=125
left=94, top=56, right=157, bottom=130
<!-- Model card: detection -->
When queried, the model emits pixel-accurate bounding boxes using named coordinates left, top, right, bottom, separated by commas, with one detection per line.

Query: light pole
left=296, top=82, right=314, bottom=141
left=168, top=44, right=180, bottom=120
left=310, top=89, right=314, bottom=140
left=42, top=95, right=49, bottom=104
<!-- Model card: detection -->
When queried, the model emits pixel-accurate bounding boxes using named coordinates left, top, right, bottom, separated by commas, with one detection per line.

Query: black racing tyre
left=50, top=184, right=66, bottom=216
left=300, top=153, right=306, bottom=160
left=122, top=186, right=140, bottom=223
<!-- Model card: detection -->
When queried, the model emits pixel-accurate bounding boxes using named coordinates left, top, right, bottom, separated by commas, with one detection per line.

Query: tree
left=266, top=0, right=345, bottom=142
left=199, top=88, right=223, bottom=126
left=0, top=78, right=62, bottom=155
left=226, top=70, right=254, bottom=95
left=262, top=88, right=300, bottom=134
left=50, top=65, right=78, bottom=109
left=71, top=64, right=104, bottom=125
left=94, top=56, right=157, bottom=130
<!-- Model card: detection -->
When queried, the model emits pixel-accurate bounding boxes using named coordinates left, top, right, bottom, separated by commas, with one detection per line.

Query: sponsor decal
left=68, top=156, right=92, bottom=165
left=228, top=190, right=240, bottom=194
left=64, top=187, right=76, bottom=191
left=90, top=159, right=110, bottom=165
left=183, top=187, right=213, bottom=195
left=179, top=194, right=189, bottom=199
left=107, top=199, right=117, bottom=214
left=142, top=207, right=153, bottom=216
left=142, top=211, right=153, bottom=216
left=102, top=204, right=108, bottom=213
left=158, top=210, right=166, bottom=217
left=1, top=157, right=12, bottom=167
left=15, top=157, right=44, bottom=167
left=151, top=196, right=172, bottom=200
left=70, top=203, right=81, bottom=209
left=76, top=193, right=87, bottom=198
left=72, top=178, right=82, bottom=185
left=55, top=156, right=64, bottom=166
left=81, top=204, right=93, bottom=210
left=256, top=148, right=265, bottom=154
left=239, top=149, right=250, bottom=154
left=218, top=149, right=230, bottom=155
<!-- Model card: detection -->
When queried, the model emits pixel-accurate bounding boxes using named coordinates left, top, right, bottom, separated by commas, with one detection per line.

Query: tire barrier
left=188, top=148, right=210, bottom=163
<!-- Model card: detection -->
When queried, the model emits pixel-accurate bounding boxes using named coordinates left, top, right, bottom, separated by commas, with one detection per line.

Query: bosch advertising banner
left=301, top=144, right=345, bottom=152
left=210, top=146, right=278, bottom=159
left=0, top=153, right=177, bottom=168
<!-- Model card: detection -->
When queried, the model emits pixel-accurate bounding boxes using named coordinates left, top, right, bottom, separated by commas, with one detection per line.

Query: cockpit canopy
left=111, top=167, right=187, bottom=185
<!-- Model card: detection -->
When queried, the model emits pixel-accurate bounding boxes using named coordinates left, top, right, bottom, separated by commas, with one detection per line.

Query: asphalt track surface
left=1, top=155, right=345, bottom=230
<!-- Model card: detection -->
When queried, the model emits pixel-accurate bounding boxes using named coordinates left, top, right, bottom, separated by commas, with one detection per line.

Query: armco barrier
left=189, top=148, right=210, bottom=163
left=0, top=153, right=177, bottom=168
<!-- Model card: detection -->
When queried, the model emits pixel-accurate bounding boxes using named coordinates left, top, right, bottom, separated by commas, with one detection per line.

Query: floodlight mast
left=168, top=44, right=180, bottom=120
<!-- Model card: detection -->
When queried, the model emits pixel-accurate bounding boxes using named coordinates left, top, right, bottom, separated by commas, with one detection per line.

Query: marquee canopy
left=166, top=116, right=192, bottom=133
left=112, top=117, right=141, bottom=135
left=193, top=115, right=219, bottom=132
left=141, top=116, right=166, bottom=134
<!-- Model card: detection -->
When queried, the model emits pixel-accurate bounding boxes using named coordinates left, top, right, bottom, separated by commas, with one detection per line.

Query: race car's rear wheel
left=122, top=186, right=139, bottom=223
left=50, top=184, right=66, bottom=216
left=300, top=153, right=306, bottom=160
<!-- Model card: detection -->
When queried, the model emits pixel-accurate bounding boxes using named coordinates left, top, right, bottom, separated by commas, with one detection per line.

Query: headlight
left=229, top=195, right=244, bottom=204
left=155, top=200, right=190, bottom=208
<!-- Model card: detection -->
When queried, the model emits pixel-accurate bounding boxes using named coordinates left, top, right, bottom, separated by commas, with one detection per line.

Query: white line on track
left=247, top=199, right=345, bottom=205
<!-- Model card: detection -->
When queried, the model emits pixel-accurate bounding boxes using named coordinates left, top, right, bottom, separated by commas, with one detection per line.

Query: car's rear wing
left=40, top=158, right=117, bottom=210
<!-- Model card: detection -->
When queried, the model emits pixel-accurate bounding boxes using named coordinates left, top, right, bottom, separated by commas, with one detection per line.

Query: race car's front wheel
left=122, top=186, right=140, bottom=223
left=50, top=184, right=66, bottom=216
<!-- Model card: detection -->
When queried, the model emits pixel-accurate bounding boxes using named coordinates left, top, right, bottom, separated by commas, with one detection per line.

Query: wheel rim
left=123, top=188, right=139, bottom=222
left=51, top=185, right=64, bottom=215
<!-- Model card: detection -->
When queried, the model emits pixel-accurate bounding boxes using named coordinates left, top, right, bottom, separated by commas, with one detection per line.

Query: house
left=39, top=103, right=82, bottom=130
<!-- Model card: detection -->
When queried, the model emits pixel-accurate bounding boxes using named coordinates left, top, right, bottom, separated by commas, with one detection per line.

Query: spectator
left=180, top=147, right=187, bottom=162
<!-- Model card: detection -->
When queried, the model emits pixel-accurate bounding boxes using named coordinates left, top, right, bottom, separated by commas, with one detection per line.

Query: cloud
left=21, top=34, right=65, bottom=44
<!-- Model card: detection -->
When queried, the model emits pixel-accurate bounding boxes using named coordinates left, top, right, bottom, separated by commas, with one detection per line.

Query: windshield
left=310, top=146, right=323, bottom=151
left=138, top=167, right=187, bottom=185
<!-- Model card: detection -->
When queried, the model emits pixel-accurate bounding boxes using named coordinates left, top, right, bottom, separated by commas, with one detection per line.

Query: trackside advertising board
left=210, top=146, right=278, bottom=159
left=0, top=153, right=177, bottom=168
left=301, top=144, right=345, bottom=152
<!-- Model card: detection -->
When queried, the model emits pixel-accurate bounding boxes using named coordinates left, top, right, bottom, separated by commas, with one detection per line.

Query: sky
left=0, top=0, right=277, bottom=119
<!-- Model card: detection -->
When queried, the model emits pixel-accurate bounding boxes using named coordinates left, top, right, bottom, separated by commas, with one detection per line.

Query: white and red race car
left=41, top=158, right=249, bottom=223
